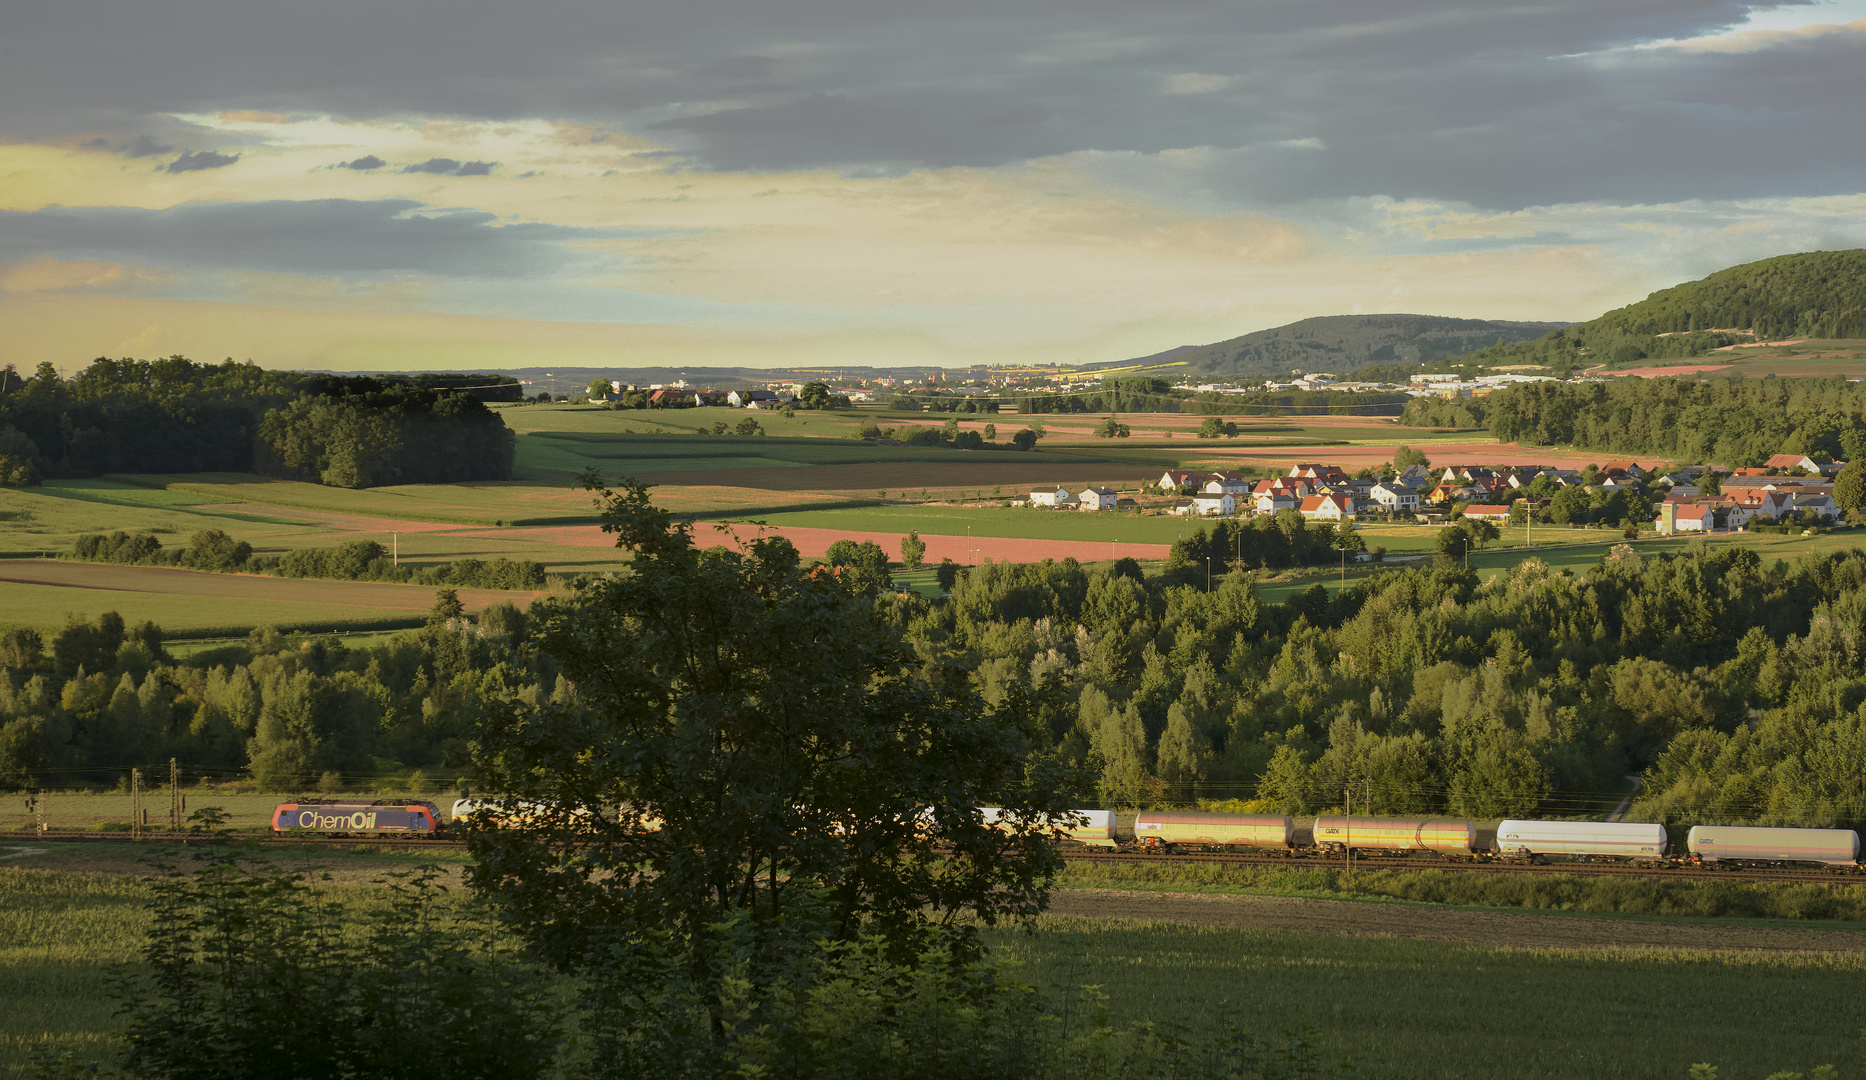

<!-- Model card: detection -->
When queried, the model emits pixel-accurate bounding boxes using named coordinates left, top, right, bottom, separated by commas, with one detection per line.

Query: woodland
left=1403, top=374, right=1866, bottom=465
left=0, top=357, right=514, bottom=487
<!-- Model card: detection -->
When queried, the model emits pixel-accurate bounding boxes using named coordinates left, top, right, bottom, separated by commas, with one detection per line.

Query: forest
left=1435, top=249, right=1866, bottom=373
left=0, top=357, right=515, bottom=487
left=1403, top=374, right=1866, bottom=465
left=5, top=490, right=1864, bottom=835
left=1014, top=378, right=1405, bottom=416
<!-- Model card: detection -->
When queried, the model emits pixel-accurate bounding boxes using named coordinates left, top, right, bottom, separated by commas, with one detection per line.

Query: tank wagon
left=1687, top=825, right=1860, bottom=868
left=978, top=807, right=1118, bottom=847
left=1311, top=816, right=1475, bottom=857
left=1495, top=820, right=1667, bottom=863
left=1133, top=812, right=1292, bottom=852
left=272, top=801, right=443, bottom=835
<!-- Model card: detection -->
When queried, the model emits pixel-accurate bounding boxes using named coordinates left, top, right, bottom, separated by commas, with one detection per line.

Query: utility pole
left=131, top=768, right=142, bottom=841
left=1344, top=787, right=1353, bottom=888
left=31, top=789, right=45, bottom=834
left=169, top=758, right=181, bottom=832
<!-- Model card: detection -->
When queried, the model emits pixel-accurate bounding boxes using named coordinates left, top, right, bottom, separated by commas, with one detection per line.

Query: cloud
left=1162, top=73, right=1233, bottom=94
left=124, top=135, right=172, bottom=158
left=0, top=198, right=639, bottom=281
left=14, top=0, right=1862, bottom=209
left=403, top=158, right=495, bottom=176
left=166, top=150, right=239, bottom=172
left=342, top=155, right=386, bottom=170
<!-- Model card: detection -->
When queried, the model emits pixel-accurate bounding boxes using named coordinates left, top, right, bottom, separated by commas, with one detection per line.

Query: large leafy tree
left=466, top=476, right=1076, bottom=1049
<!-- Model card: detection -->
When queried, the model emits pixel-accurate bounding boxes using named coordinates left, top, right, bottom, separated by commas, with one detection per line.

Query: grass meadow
left=987, top=917, right=1866, bottom=1080
left=5, top=855, right=1864, bottom=1079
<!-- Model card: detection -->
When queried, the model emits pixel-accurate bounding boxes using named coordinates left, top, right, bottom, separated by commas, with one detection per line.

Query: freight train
left=1120, top=810, right=1862, bottom=870
left=269, top=800, right=1864, bottom=871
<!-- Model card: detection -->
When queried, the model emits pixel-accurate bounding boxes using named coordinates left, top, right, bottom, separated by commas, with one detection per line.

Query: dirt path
left=1048, top=888, right=1866, bottom=953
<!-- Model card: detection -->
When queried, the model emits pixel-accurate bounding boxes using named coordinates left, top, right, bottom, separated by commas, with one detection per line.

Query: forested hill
left=1134, top=314, right=1570, bottom=380
left=0, top=358, right=514, bottom=488
left=1440, top=249, right=1866, bottom=373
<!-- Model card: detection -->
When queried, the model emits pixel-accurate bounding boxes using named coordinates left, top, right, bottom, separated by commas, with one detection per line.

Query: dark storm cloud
left=2, top=0, right=1860, bottom=207
left=342, top=155, right=385, bottom=170
left=166, top=149, right=239, bottom=172
left=0, top=198, right=635, bottom=280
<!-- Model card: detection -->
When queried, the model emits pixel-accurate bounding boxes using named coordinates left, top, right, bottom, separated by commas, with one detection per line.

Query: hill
left=1443, top=249, right=1866, bottom=373
left=1124, top=315, right=1571, bottom=380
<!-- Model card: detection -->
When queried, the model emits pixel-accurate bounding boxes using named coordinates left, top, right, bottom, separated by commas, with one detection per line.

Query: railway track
left=13, top=831, right=1861, bottom=885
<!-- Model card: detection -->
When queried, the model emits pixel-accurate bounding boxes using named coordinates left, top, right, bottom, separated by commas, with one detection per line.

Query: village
left=1013, top=454, right=1846, bottom=535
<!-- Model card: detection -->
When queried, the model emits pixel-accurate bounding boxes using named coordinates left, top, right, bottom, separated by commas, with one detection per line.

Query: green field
left=5, top=859, right=1863, bottom=1079
left=987, top=916, right=1866, bottom=1080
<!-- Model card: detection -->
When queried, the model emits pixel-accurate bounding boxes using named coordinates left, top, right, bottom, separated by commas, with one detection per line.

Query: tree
left=1331, top=520, right=1365, bottom=554
left=1197, top=417, right=1224, bottom=439
left=1835, top=460, right=1866, bottom=521
left=936, top=557, right=961, bottom=592
left=1698, top=469, right=1723, bottom=498
left=825, top=537, right=894, bottom=597
left=466, top=477, right=1077, bottom=1069
left=1012, top=428, right=1039, bottom=451
left=733, top=416, right=764, bottom=436
left=983, top=423, right=996, bottom=441
left=900, top=530, right=927, bottom=570
left=586, top=377, right=613, bottom=401
left=1094, top=417, right=1131, bottom=438
left=1393, top=445, right=1430, bottom=472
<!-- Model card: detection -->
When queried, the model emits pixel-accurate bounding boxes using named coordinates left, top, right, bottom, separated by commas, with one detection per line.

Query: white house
left=1077, top=487, right=1120, bottom=511
left=1655, top=503, right=1713, bottom=533
left=1190, top=492, right=1236, bottom=516
left=1367, top=483, right=1420, bottom=512
left=1158, top=470, right=1199, bottom=492
left=1462, top=504, right=1514, bottom=525
left=1203, top=476, right=1251, bottom=496
left=1028, top=486, right=1077, bottom=508
left=1298, top=494, right=1354, bottom=520
left=727, top=389, right=783, bottom=408
left=1793, top=492, right=1838, bottom=519
left=1254, top=491, right=1296, bottom=514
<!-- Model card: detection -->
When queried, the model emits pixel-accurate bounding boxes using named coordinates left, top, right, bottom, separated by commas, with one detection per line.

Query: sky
left=4, top=0, right=1866, bottom=372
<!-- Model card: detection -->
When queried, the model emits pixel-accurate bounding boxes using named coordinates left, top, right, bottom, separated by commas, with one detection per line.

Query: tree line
left=64, top=530, right=547, bottom=590
left=0, top=356, right=515, bottom=487
left=1403, top=374, right=1866, bottom=466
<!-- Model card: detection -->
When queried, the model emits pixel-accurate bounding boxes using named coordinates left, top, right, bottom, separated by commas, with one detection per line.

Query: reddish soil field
left=695, top=523, right=1170, bottom=563
left=1179, top=442, right=1635, bottom=471
left=0, top=560, right=544, bottom=612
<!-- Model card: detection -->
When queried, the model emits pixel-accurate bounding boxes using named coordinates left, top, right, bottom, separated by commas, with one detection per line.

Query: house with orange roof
left=1298, top=494, right=1355, bottom=521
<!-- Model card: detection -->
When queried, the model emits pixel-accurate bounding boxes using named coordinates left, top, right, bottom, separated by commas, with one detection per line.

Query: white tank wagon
left=1310, top=816, right=1475, bottom=857
left=1687, top=825, right=1860, bottom=868
left=1495, top=820, right=1668, bottom=863
left=1132, top=812, right=1292, bottom=852
left=978, top=807, right=1118, bottom=848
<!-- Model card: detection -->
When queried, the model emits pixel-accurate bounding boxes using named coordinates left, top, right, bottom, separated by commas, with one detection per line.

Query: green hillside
left=1147, top=314, right=1568, bottom=380
left=1445, top=249, right=1866, bottom=373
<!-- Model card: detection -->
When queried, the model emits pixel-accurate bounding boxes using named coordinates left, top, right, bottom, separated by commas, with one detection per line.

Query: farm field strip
left=986, top=915, right=1866, bottom=1079
left=0, top=561, right=549, bottom=636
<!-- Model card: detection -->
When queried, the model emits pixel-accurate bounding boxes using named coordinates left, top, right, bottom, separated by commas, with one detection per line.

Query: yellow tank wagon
left=1132, top=811, right=1292, bottom=852
left=1311, top=815, right=1475, bottom=858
